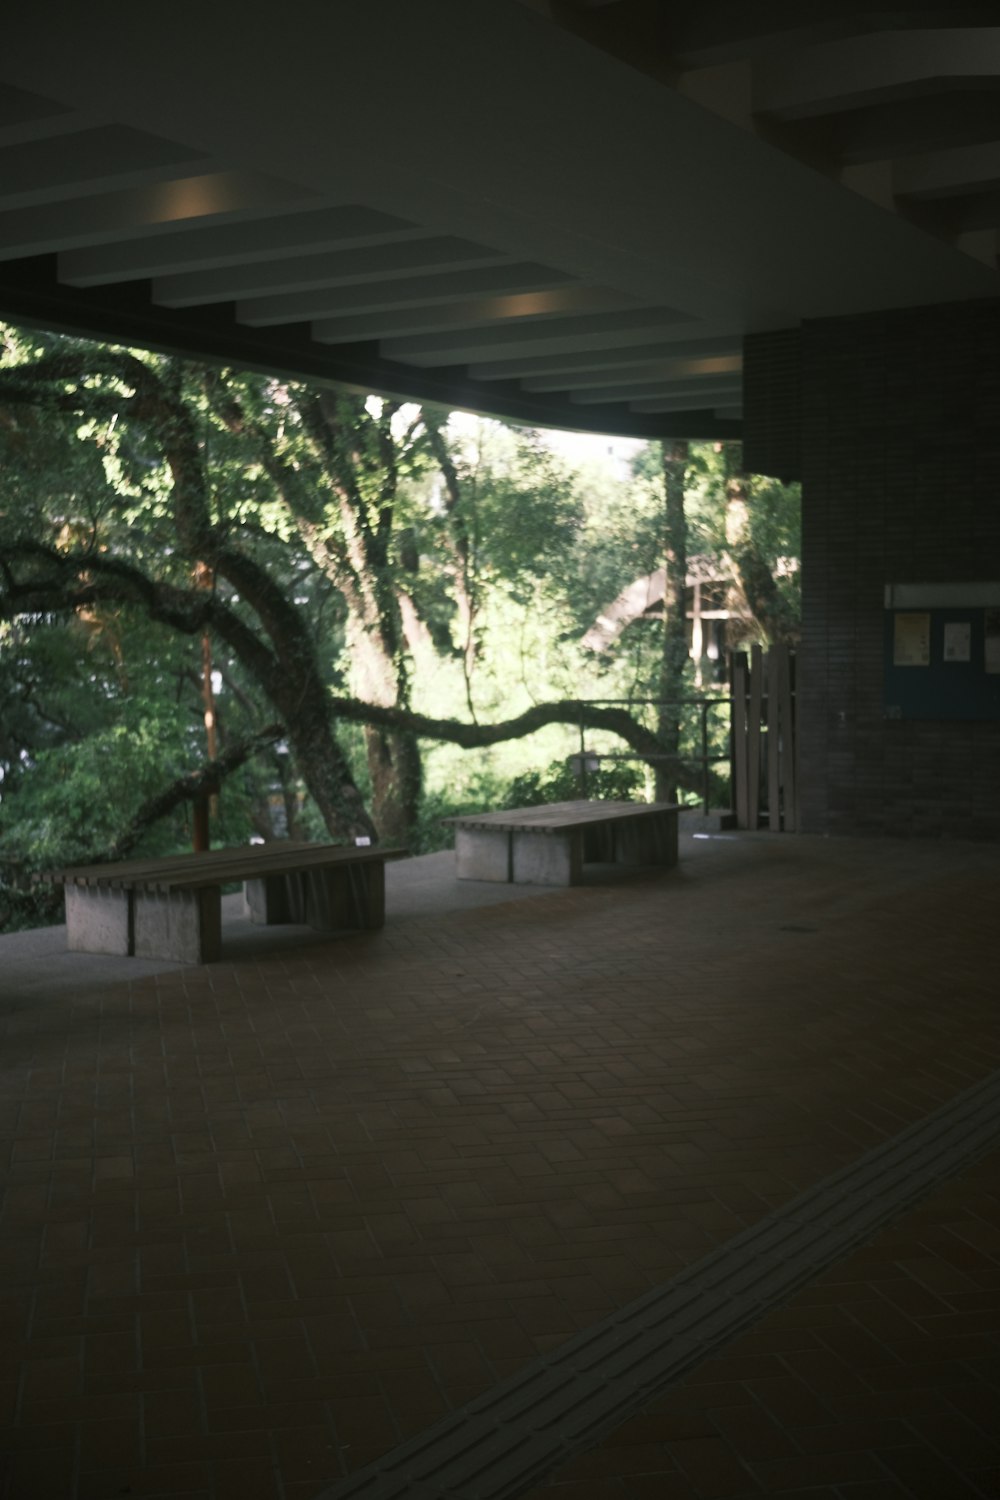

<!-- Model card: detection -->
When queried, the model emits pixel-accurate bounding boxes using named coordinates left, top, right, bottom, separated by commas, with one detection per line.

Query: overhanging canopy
left=1, top=2, right=997, bottom=437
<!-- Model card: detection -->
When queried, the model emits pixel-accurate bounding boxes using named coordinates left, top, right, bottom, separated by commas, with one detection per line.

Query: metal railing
left=569, top=697, right=732, bottom=814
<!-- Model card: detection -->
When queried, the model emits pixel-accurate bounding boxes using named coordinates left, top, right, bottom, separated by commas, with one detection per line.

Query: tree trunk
left=363, top=724, right=422, bottom=844
left=347, top=616, right=422, bottom=841
left=723, top=443, right=796, bottom=645
left=423, top=410, right=479, bottom=704
left=107, top=724, right=282, bottom=860
left=282, top=689, right=375, bottom=841
left=657, top=439, right=689, bottom=802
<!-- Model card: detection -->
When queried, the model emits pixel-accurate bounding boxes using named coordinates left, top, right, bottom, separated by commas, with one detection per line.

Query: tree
left=658, top=439, right=689, bottom=802
left=0, top=335, right=375, bottom=841
left=196, top=382, right=582, bottom=837
left=576, top=440, right=801, bottom=662
left=558, top=437, right=800, bottom=806
left=1, top=327, right=706, bottom=893
left=202, top=374, right=426, bottom=840
left=719, top=443, right=800, bottom=647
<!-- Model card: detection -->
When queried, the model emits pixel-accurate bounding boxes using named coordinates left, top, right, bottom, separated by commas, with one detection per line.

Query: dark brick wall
left=797, top=297, right=1000, bottom=839
left=743, top=329, right=802, bottom=484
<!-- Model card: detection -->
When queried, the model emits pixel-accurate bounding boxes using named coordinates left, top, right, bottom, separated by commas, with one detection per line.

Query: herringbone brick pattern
left=0, top=833, right=998, bottom=1499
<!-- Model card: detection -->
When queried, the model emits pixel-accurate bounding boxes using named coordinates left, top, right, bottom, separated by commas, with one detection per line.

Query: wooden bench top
left=444, top=799, right=679, bottom=833
left=46, top=842, right=406, bottom=894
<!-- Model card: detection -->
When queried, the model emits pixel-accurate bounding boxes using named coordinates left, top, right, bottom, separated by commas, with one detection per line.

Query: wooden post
left=731, top=651, right=749, bottom=829
left=195, top=562, right=219, bottom=821
left=192, top=794, right=211, bottom=853
left=784, top=650, right=799, bottom=832
left=778, top=647, right=797, bottom=832
left=748, top=643, right=763, bottom=830
left=766, top=648, right=781, bottom=831
left=191, top=776, right=219, bottom=853
left=691, top=579, right=703, bottom=688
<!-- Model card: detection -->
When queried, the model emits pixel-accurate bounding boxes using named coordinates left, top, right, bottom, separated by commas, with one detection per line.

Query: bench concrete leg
left=613, top=809, right=678, bottom=867
left=511, top=829, right=583, bottom=886
left=133, top=887, right=222, bottom=964
left=455, top=828, right=511, bottom=881
left=64, top=885, right=133, bottom=955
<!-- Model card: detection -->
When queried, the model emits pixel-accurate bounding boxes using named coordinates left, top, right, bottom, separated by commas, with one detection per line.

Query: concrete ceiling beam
left=309, top=286, right=634, bottom=343
left=629, top=390, right=744, bottom=413
left=571, top=378, right=743, bottom=405
left=466, top=333, right=744, bottom=381
left=0, top=82, right=97, bottom=149
left=523, top=353, right=742, bottom=393
left=153, top=236, right=513, bottom=308
left=234, top=262, right=575, bottom=327
left=893, top=137, right=1000, bottom=198
left=380, top=307, right=695, bottom=368
left=58, top=204, right=421, bottom=285
left=0, top=124, right=216, bottom=211
left=753, top=29, right=1000, bottom=123
left=0, top=171, right=316, bottom=262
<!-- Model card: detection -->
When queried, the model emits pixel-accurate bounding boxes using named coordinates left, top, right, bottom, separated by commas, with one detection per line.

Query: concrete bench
left=445, top=798, right=679, bottom=886
left=45, top=842, right=405, bottom=964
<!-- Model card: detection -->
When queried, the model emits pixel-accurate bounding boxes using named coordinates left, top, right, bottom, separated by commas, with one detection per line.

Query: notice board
left=883, top=584, right=1000, bottom=721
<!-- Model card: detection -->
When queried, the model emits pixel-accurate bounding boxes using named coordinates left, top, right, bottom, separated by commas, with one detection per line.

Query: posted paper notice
left=943, top=621, right=971, bottom=662
left=893, top=612, right=930, bottom=667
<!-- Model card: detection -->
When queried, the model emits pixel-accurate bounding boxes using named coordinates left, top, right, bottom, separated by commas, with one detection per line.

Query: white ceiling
left=1, top=1, right=997, bottom=436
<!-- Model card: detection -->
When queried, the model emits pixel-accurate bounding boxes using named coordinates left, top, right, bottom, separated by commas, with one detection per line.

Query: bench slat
left=445, top=799, right=678, bottom=834
left=144, top=847, right=403, bottom=892
left=48, top=842, right=405, bottom=891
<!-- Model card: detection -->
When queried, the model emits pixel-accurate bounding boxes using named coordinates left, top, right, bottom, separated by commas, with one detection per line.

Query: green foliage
left=408, top=755, right=646, bottom=857
left=443, top=423, right=577, bottom=585
left=1, top=321, right=803, bottom=929
left=0, top=880, right=60, bottom=934
left=501, top=756, right=645, bottom=810
left=1, top=703, right=196, bottom=867
left=739, top=470, right=802, bottom=622
left=0, top=327, right=354, bottom=875
left=562, top=446, right=661, bottom=641
left=407, top=784, right=494, bottom=856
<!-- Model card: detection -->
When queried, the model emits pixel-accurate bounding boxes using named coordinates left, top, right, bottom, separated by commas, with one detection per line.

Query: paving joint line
left=315, top=1066, right=1000, bottom=1500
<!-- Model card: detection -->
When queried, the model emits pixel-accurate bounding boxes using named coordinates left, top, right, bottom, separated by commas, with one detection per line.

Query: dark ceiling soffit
left=0, top=257, right=741, bottom=442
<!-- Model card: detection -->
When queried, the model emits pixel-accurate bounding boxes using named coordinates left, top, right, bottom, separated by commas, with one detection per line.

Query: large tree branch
left=2, top=545, right=209, bottom=627
left=14, top=352, right=320, bottom=668
left=1, top=356, right=372, bottom=842
left=0, top=381, right=136, bottom=422
left=105, top=723, right=283, bottom=861
left=328, top=695, right=703, bottom=794
left=0, top=347, right=160, bottom=398
left=0, top=542, right=284, bottom=691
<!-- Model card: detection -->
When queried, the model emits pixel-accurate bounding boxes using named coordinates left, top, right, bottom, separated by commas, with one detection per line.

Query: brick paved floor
left=0, top=832, right=998, bottom=1499
left=523, top=1145, right=1000, bottom=1499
